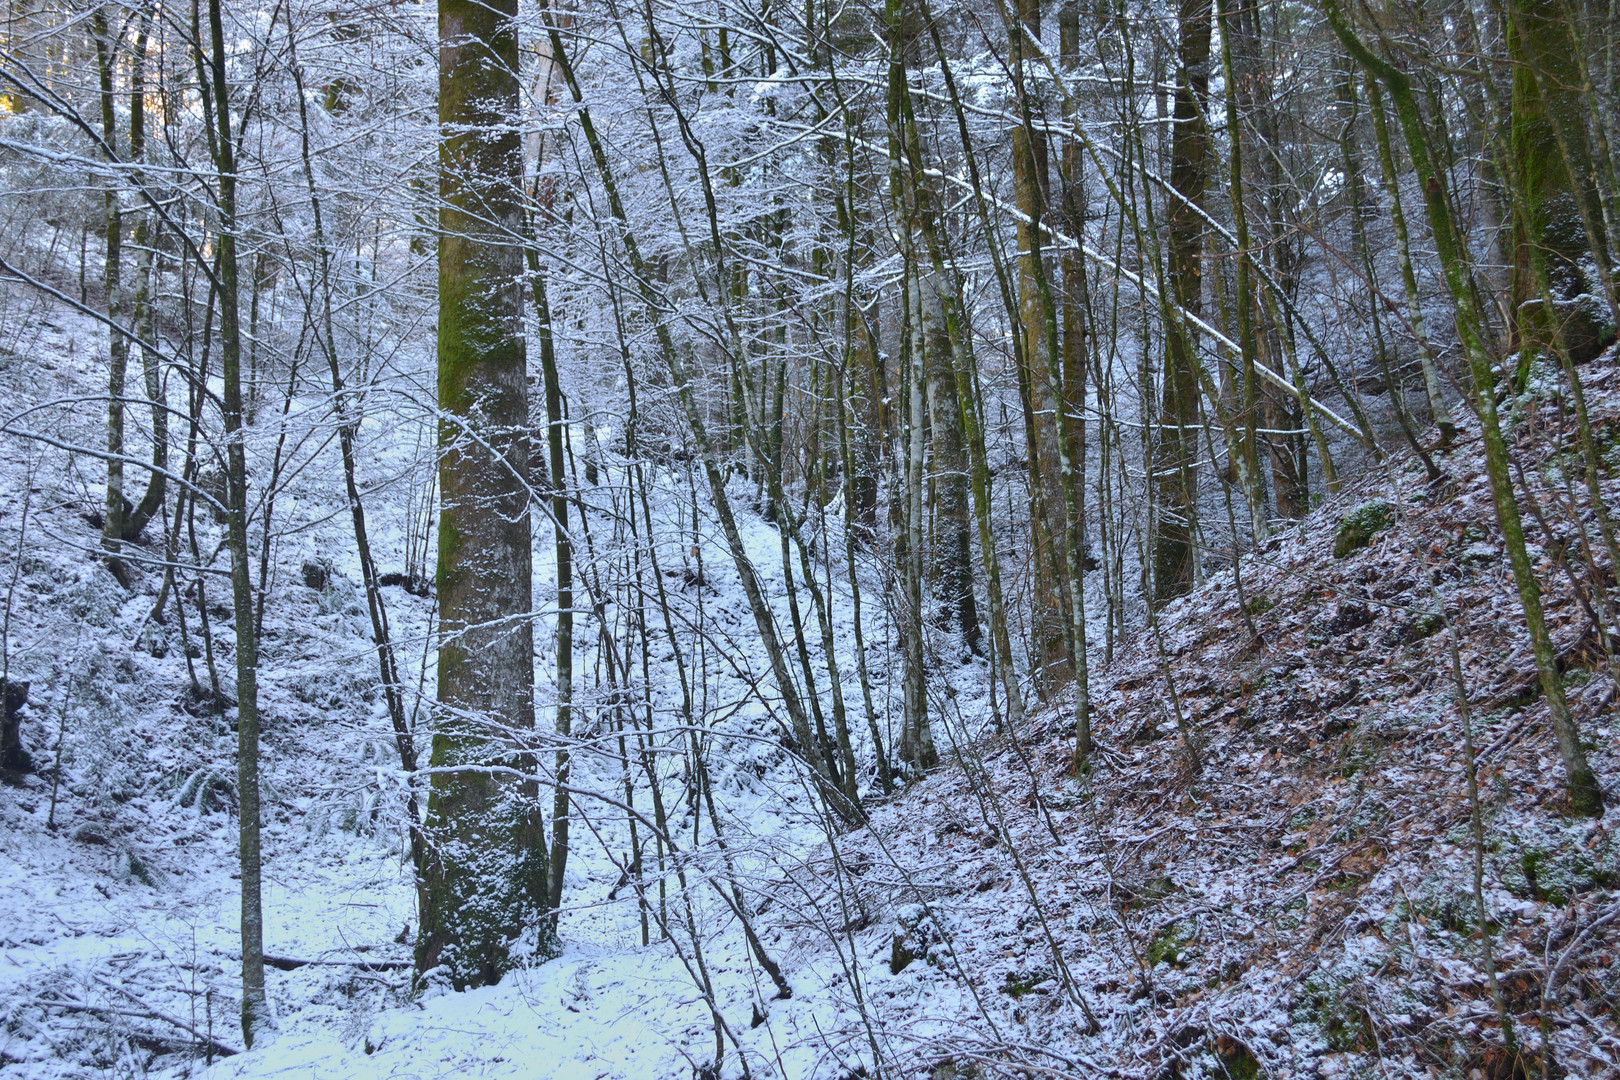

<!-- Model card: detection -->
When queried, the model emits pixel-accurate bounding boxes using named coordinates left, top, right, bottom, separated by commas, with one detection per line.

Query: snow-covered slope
left=4, top=275, right=1617, bottom=1080
left=795, top=351, right=1620, bottom=1079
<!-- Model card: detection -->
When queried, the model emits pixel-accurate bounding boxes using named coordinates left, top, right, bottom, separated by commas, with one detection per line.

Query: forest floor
left=816, top=357, right=1620, bottom=1079
left=2, top=281, right=1618, bottom=1080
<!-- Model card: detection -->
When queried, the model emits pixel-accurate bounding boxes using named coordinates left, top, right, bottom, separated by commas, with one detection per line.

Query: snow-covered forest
left=1, top=0, right=1618, bottom=1075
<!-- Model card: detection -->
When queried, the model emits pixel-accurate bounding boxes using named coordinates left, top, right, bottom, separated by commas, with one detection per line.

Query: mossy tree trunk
left=1508, top=0, right=1609, bottom=343
left=885, top=0, right=934, bottom=774
left=1008, top=0, right=1070, bottom=690
left=417, top=0, right=552, bottom=988
left=1058, top=0, right=1093, bottom=564
left=1005, top=0, right=1094, bottom=761
left=1154, top=0, right=1212, bottom=605
left=915, top=1, right=1027, bottom=730
left=921, top=268, right=980, bottom=656
left=1214, top=0, right=1272, bottom=537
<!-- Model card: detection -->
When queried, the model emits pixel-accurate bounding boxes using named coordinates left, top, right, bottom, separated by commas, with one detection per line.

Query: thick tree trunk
left=1009, top=0, right=1069, bottom=685
left=418, top=0, right=551, bottom=988
left=1508, top=0, right=1609, bottom=346
left=1215, top=0, right=1272, bottom=538
left=1058, top=1, right=1091, bottom=574
left=915, top=5, right=1027, bottom=730
left=920, top=268, right=979, bottom=655
left=1154, top=0, right=1213, bottom=605
left=1002, top=0, right=1094, bottom=761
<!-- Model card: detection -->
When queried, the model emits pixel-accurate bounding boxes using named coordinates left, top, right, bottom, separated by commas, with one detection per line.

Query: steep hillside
left=804, top=351, right=1620, bottom=1079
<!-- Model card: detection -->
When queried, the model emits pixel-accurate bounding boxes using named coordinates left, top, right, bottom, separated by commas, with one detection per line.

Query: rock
left=1334, top=501, right=1393, bottom=559
left=301, top=559, right=330, bottom=591
left=1319, top=602, right=1374, bottom=636
left=1559, top=294, right=1616, bottom=364
left=1, top=679, right=31, bottom=774
left=1520, top=294, right=1617, bottom=366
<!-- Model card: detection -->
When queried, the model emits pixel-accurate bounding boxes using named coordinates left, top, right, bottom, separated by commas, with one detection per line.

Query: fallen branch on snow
left=263, top=953, right=412, bottom=972
left=28, top=996, right=241, bottom=1058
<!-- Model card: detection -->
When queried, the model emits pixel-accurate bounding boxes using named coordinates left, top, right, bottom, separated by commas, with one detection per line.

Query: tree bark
left=1154, top=0, right=1213, bottom=605
left=418, top=0, right=552, bottom=987
left=198, top=0, right=267, bottom=1042
left=1508, top=0, right=1610, bottom=347
left=126, top=12, right=165, bottom=540
left=92, top=11, right=129, bottom=561
left=1214, top=0, right=1272, bottom=538
left=1008, top=0, right=1070, bottom=684
left=921, top=268, right=980, bottom=655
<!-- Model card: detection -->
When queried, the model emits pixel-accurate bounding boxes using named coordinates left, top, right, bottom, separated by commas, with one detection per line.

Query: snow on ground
left=6, top=275, right=1620, bottom=1080
left=0, top=279, right=995, bottom=1079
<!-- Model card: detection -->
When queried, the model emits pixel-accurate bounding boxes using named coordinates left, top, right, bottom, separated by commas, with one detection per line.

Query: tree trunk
left=1508, top=0, right=1610, bottom=349
left=915, top=4, right=1027, bottom=730
left=1003, top=0, right=1094, bottom=762
left=1009, top=0, right=1069, bottom=684
left=92, top=11, right=128, bottom=561
left=897, top=262, right=935, bottom=771
left=1214, top=0, right=1272, bottom=538
left=1058, top=0, right=1092, bottom=573
left=1154, top=0, right=1213, bottom=605
left=418, top=0, right=552, bottom=988
left=921, top=268, right=979, bottom=655
left=535, top=270, right=573, bottom=925
left=198, top=0, right=267, bottom=1043
left=126, top=13, right=164, bottom=541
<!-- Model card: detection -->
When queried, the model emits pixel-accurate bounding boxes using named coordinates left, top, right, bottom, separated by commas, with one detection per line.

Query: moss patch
left=1001, top=967, right=1052, bottom=999
left=1292, top=971, right=1375, bottom=1052
left=1214, top=1034, right=1261, bottom=1079
left=1498, top=827, right=1619, bottom=905
left=1146, top=921, right=1192, bottom=968
left=1334, top=501, right=1394, bottom=559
